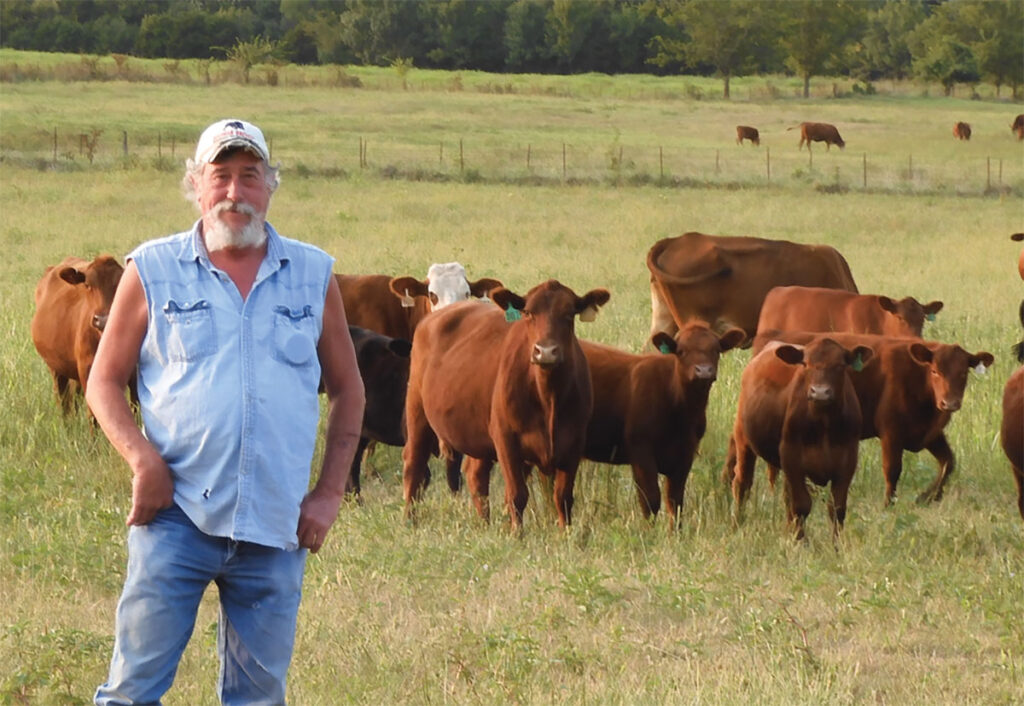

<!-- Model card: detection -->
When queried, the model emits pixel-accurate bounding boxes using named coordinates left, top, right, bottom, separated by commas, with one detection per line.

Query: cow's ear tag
left=400, top=290, right=415, bottom=308
left=852, top=355, right=864, bottom=372
left=974, top=362, right=987, bottom=375
left=658, top=342, right=672, bottom=355
left=504, top=305, right=521, bottom=323
left=926, top=313, right=936, bottom=322
left=579, top=306, right=598, bottom=323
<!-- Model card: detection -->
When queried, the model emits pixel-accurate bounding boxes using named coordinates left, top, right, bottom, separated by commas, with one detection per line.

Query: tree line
left=2, top=0, right=1022, bottom=98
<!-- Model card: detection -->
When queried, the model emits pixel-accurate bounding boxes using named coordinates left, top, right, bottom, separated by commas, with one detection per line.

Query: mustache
left=211, top=200, right=259, bottom=218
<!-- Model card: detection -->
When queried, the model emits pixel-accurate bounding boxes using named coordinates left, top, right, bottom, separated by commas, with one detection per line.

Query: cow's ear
left=877, top=296, right=897, bottom=314
left=1011, top=233, right=1024, bottom=242
left=389, top=338, right=413, bottom=358
left=389, top=276, right=429, bottom=307
left=576, top=288, right=611, bottom=321
left=651, top=332, right=676, bottom=354
left=774, top=345, right=805, bottom=366
left=490, top=288, right=525, bottom=312
left=848, top=345, right=874, bottom=370
left=909, top=342, right=934, bottom=365
left=468, top=277, right=504, bottom=300
left=969, top=351, right=995, bottom=372
left=59, top=266, right=86, bottom=286
left=924, top=301, right=944, bottom=316
left=718, top=327, right=747, bottom=352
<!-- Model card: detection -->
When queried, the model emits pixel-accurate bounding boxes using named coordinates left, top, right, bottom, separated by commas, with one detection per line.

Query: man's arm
left=85, top=261, right=174, bottom=526
left=297, top=275, right=365, bottom=553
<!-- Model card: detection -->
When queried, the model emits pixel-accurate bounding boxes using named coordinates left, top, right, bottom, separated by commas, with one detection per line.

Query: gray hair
left=181, top=156, right=281, bottom=209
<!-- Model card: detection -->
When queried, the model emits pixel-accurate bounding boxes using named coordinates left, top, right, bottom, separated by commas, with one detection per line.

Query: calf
left=736, top=125, right=760, bottom=146
left=1011, top=114, right=1024, bottom=141
left=582, top=323, right=745, bottom=526
left=790, top=122, right=845, bottom=151
left=728, top=338, right=871, bottom=540
left=758, top=286, right=943, bottom=339
left=31, top=255, right=125, bottom=413
left=403, top=281, right=609, bottom=528
left=753, top=331, right=993, bottom=506
left=953, top=122, right=972, bottom=140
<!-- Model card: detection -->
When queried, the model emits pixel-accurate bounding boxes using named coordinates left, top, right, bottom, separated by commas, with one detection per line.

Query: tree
left=504, top=0, right=551, bottom=72
left=779, top=0, right=862, bottom=98
left=955, top=0, right=1024, bottom=99
left=223, top=36, right=279, bottom=84
left=909, top=3, right=982, bottom=96
left=859, top=0, right=928, bottom=80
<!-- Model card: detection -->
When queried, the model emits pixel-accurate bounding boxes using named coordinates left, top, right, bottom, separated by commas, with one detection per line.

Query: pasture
left=2, top=65, right=1023, bottom=704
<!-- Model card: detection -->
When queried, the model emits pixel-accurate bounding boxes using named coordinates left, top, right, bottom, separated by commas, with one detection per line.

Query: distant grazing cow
left=789, top=122, right=845, bottom=151
left=1002, top=302, right=1024, bottom=519
left=953, top=122, right=972, bottom=140
left=647, top=232, right=858, bottom=345
left=751, top=331, right=993, bottom=506
left=1012, top=233, right=1024, bottom=281
left=582, top=323, right=746, bottom=526
left=31, top=255, right=125, bottom=413
left=758, top=286, right=943, bottom=339
left=403, top=281, right=610, bottom=528
left=727, top=338, right=872, bottom=540
left=345, top=326, right=411, bottom=496
left=1011, top=114, right=1024, bottom=140
left=736, top=125, right=760, bottom=146
left=336, top=263, right=502, bottom=341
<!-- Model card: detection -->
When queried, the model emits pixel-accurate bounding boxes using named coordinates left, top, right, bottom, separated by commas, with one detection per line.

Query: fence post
left=527, top=144, right=531, bottom=170
left=862, top=153, right=867, bottom=189
left=459, top=138, right=464, bottom=173
left=999, top=159, right=1003, bottom=186
left=562, top=143, right=566, bottom=179
left=122, top=130, right=128, bottom=157
left=171, top=136, right=175, bottom=158
left=715, top=149, right=720, bottom=175
left=439, top=141, right=443, bottom=166
left=158, top=133, right=162, bottom=159
left=907, top=154, right=912, bottom=181
left=987, top=157, right=991, bottom=191
left=659, top=146, right=663, bottom=179
left=766, top=146, right=770, bottom=182
left=53, top=127, right=57, bottom=164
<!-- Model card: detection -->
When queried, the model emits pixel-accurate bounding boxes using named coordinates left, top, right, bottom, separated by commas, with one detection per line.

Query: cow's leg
left=346, top=436, right=371, bottom=498
left=1013, top=463, right=1024, bottom=520
left=53, top=372, right=74, bottom=415
left=463, top=456, right=493, bottom=522
left=721, top=434, right=737, bottom=487
left=401, top=389, right=435, bottom=515
left=649, top=282, right=678, bottom=344
left=661, top=450, right=694, bottom=529
left=731, top=438, right=758, bottom=525
left=918, top=434, right=955, bottom=504
left=445, top=451, right=464, bottom=493
left=766, top=464, right=780, bottom=490
left=630, top=451, right=660, bottom=519
left=494, top=439, right=529, bottom=529
left=880, top=435, right=905, bottom=506
left=784, top=472, right=812, bottom=541
left=552, top=463, right=580, bottom=528
left=827, top=474, right=852, bottom=539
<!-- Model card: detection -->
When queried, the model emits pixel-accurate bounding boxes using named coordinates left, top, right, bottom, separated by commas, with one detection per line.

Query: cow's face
left=879, top=297, right=943, bottom=337
left=652, top=323, right=745, bottom=383
left=910, top=343, right=994, bottom=412
left=494, top=280, right=610, bottom=369
left=426, top=262, right=472, bottom=308
left=777, top=338, right=872, bottom=404
left=59, top=255, right=124, bottom=332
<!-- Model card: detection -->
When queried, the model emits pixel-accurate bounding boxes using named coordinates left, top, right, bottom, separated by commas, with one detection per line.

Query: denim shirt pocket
left=273, top=304, right=318, bottom=367
left=162, top=299, right=216, bottom=362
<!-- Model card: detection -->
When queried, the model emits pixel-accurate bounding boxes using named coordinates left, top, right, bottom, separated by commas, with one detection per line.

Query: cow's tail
left=786, top=126, right=798, bottom=131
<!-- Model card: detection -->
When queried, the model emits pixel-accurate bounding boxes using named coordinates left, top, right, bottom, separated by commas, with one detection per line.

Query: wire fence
left=4, top=126, right=1023, bottom=197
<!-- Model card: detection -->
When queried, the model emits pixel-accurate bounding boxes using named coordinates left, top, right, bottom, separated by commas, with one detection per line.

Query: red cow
left=751, top=331, right=994, bottom=506
left=1011, top=233, right=1024, bottom=281
left=728, top=338, right=872, bottom=540
left=789, top=122, right=845, bottom=151
left=953, top=122, right=972, bottom=140
left=1011, top=114, right=1024, bottom=140
left=402, top=280, right=610, bottom=528
left=31, top=255, right=125, bottom=413
left=736, top=125, right=760, bottom=146
left=337, top=262, right=502, bottom=341
left=758, top=286, right=943, bottom=339
left=1002, top=366, right=1024, bottom=520
left=582, top=323, right=746, bottom=526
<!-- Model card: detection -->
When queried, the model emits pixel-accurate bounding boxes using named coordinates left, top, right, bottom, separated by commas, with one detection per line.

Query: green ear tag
left=658, top=342, right=672, bottom=355
left=505, top=305, right=522, bottom=323
left=926, top=313, right=936, bottom=322
left=852, top=354, right=864, bottom=372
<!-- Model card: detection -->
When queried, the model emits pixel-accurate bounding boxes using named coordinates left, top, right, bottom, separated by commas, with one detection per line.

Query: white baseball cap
left=194, top=119, right=270, bottom=164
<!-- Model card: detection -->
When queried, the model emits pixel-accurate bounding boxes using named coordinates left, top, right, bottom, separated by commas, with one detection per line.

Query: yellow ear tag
left=400, top=289, right=415, bottom=308
left=579, top=306, right=598, bottom=323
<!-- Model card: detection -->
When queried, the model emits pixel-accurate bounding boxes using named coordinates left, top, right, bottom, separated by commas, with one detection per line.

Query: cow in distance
left=789, top=122, right=845, bottom=151
left=736, top=125, right=760, bottom=146
left=953, top=122, right=972, bottom=141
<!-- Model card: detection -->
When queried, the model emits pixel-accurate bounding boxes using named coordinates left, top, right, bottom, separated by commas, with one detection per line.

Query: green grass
left=1, top=62, right=1023, bottom=704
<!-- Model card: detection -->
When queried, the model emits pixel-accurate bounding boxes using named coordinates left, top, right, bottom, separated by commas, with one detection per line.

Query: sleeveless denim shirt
left=129, top=221, right=334, bottom=550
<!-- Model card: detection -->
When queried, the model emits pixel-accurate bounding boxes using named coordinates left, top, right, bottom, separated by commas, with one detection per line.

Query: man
left=87, top=118, right=365, bottom=705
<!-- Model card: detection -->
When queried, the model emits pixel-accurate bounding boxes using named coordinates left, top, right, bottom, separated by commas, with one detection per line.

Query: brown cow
left=337, top=262, right=502, bottom=341
left=1012, top=233, right=1024, bottom=281
left=728, top=338, right=872, bottom=540
left=647, top=232, right=858, bottom=345
left=581, top=323, right=746, bottom=526
left=402, top=280, right=610, bottom=528
left=953, top=122, right=972, bottom=140
left=789, top=122, right=845, bottom=151
left=31, top=255, right=125, bottom=413
left=736, top=125, right=760, bottom=146
left=1003, top=302, right=1024, bottom=519
left=1011, top=114, right=1024, bottom=140
left=751, top=331, right=994, bottom=506
left=758, top=286, right=943, bottom=339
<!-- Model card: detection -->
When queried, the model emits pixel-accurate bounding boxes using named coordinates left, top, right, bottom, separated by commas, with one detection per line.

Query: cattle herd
left=30, top=222, right=1024, bottom=541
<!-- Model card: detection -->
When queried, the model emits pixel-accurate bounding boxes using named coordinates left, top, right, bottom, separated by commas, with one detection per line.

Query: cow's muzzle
left=532, top=342, right=561, bottom=367
left=807, top=384, right=834, bottom=402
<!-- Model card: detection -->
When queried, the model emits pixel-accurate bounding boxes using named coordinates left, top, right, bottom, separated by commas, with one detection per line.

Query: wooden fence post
left=53, top=127, right=57, bottom=164
left=987, top=157, right=991, bottom=190
left=715, top=149, right=720, bottom=175
left=862, top=153, right=867, bottom=189
left=459, top=138, right=464, bottom=173
left=766, top=146, right=770, bottom=182
left=526, top=144, right=531, bottom=170
left=158, top=133, right=162, bottom=159
left=659, top=146, right=663, bottom=179
left=122, top=131, right=128, bottom=157
left=439, top=141, right=443, bottom=165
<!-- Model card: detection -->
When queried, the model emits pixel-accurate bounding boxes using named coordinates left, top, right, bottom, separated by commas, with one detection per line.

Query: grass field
left=2, top=55, right=1023, bottom=704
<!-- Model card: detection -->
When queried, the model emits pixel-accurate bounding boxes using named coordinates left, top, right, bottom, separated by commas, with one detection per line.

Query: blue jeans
left=95, top=504, right=307, bottom=705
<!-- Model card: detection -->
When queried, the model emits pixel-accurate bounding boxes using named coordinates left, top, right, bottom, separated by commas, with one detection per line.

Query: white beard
left=203, top=200, right=267, bottom=252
